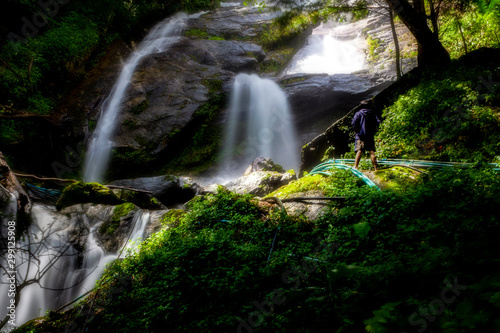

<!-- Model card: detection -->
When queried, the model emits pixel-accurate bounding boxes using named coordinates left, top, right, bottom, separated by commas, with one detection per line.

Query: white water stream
left=83, top=13, right=188, bottom=183
left=220, top=73, right=300, bottom=177
left=284, top=20, right=366, bottom=75
left=0, top=203, right=152, bottom=330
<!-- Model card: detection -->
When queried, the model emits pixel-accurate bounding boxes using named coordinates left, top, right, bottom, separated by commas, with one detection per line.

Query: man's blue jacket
left=351, top=108, right=383, bottom=141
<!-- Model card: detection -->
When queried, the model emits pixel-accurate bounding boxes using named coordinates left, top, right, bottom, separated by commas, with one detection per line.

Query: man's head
left=360, top=100, right=371, bottom=107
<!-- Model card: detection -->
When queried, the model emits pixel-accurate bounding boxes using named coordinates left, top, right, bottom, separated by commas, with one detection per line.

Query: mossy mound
left=268, top=168, right=365, bottom=199
left=372, top=166, right=422, bottom=190
left=56, top=181, right=122, bottom=210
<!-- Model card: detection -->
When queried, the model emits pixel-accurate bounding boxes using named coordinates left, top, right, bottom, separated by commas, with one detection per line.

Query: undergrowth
left=16, top=167, right=500, bottom=333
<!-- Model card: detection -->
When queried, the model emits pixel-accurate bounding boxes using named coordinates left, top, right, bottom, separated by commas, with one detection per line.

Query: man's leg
left=370, top=151, right=378, bottom=171
left=354, top=150, right=363, bottom=169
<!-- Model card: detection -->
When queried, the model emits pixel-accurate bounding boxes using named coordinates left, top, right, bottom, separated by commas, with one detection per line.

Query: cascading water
left=83, top=13, right=188, bottom=183
left=284, top=21, right=366, bottom=75
left=0, top=202, right=152, bottom=330
left=220, top=73, right=300, bottom=177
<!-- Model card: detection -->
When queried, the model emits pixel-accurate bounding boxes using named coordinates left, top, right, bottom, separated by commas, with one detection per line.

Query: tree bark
left=389, top=8, right=402, bottom=79
left=385, top=0, right=451, bottom=68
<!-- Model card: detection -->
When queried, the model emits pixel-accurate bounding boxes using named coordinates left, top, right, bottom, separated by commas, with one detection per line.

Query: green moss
left=201, top=77, right=223, bottom=95
left=113, top=189, right=164, bottom=210
left=130, top=99, right=149, bottom=115
left=56, top=181, right=122, bottom=210
left=185, top=28, right=224, bottom=40
left=185, top=28, right=210, bottom=38
left=162, top=94, right=227, bottom=173
left=373, top=166, right=421, bottom=191
left=98, top=202, right=136, bottom=236
left=267, top=168, right=363, bottom=198
left=124, top=120, right=139, bottom=129
left=281, top=77, right=305, bottom=85
left=112, top=203, right=135, bottom=224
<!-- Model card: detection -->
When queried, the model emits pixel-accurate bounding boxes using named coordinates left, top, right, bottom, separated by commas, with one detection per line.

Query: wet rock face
left=58, top=6, right=279, bottom=162
left=187, top=6, right=281, bottom=39
left=59, top=203, right=167, bottom=254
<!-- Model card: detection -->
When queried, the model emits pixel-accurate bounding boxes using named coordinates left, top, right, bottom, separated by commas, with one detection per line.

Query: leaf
left=353, top=222, right=371, bottom=239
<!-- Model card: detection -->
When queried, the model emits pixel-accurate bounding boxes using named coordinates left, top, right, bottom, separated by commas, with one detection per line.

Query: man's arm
left=352, top=112, right=361, bottom=133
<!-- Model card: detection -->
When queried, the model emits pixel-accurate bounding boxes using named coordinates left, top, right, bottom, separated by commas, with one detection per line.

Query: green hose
left=309, top=161, right=381, bottom=190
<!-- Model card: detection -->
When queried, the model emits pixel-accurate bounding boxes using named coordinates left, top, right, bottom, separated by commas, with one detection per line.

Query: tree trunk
left=385, top=0, right=451, bottom=68
left=389, top=8, right=402, bottom=79
left=428, top=0, right=440, bottom=37
left=456, top=16, right=468, bottom=54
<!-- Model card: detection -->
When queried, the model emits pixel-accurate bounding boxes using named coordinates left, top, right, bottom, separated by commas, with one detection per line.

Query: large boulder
left=225, top=170, right=295, bottom=197
left=243, top=156, right=285, bottom=176
left=56, top=181, right=122, bottom=211
left=109, top=175, right=200, bottom=206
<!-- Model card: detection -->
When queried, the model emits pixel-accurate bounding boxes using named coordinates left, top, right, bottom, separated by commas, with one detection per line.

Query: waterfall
left=284, top=21, right=366, bottom=75
left=83, top=13, right=188, bottom=183
left=0, top=202, right=152, bottom=329
left=220, top=73, right=300, bottom=177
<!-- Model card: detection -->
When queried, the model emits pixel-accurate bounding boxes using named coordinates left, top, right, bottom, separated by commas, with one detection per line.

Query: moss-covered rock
left=99, top=202, right=137, bottom=236
left=372, top=166, right=422, bottom=191
left=112, top=188, right=165, bottom=210
left=56, top=181, right=122, bottom=210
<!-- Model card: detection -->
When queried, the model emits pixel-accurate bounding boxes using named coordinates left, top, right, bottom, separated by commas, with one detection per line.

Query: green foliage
left=55, top=181, right=122, bottom=210
left=376, top=62, right=500, bottom=162
left=440, top=5, right=500, bottom=59
left=179, top=0, right=219, bottom=13
left=318, top=167, right=500, bottom=332
left=0, top=11, right=99, bottom=113
left=25, top=168, right=500, bottom=333
left=259, top=10, right=321, bottom=49
left=366, top=36, right=381, bottom=62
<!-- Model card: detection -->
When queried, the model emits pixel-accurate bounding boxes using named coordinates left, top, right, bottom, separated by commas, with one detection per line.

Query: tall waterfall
left=0, top=203, right=152, bottom=329
left=220, top=73, right=300, bottom=177
left=83, top=13, right=187, bottom=183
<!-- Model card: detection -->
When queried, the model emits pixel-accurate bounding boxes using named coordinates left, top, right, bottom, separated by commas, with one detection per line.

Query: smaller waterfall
left=123, top=211, right=151, bottom=252
left=284, top=21, right=366, bottom=75
left=83, top=13, right=188, bottom=183
left=0, top=202, right=153, bottom=329
left=220, top=73, right=300, bottom=177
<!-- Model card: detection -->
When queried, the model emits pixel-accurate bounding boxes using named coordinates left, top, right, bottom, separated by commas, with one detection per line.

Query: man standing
left=352, top=100, right=383, bottom=170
